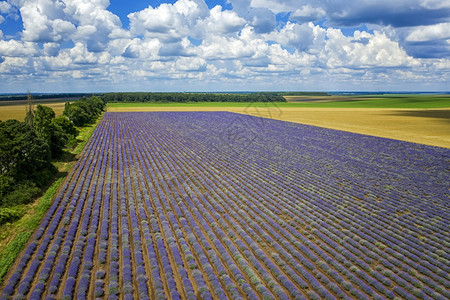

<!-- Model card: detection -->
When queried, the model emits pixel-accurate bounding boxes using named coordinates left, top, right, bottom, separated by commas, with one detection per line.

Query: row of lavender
left=1, top=111, right=448, bottom=299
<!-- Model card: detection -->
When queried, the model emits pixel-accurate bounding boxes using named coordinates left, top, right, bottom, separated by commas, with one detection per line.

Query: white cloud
left=176, top=57, right=206, bottom=71
left=197, top=5, right=245, bottom=35
left=43, top=42, right=60, bottom=56
left=16, top=0, right=127, bottom=52
left=0, top=0, right=448, bottom=92
left=250, top=0, right=299, bottom=14
left=0, top=39, right=39, bottom=56
left=432, top=58, right=450, bottom=70
left=119, top=38, right=161, bottom=59
left=19, top=0, right=72, bottom=42
left=0, top=56, right=33, bottom=74
left=0, top=1, right=13, bottom=14
left=290, top=5, right=326, bottom=22
left=406, top=23, right=450, bottom=42
left=419, top=0, right=450, bottom=9
left=64, top=0, right=127, bottom=51
left=228, top=0, right=276, bottom=33
left=128, top=0, right=209, bottom=42
left=69, top=42, right=100, bottom=64
left=325, top=29, right=418, bottom=68
left=266, top=22, right=317, bottom=52
left=200, top=26, right=261, bottom=60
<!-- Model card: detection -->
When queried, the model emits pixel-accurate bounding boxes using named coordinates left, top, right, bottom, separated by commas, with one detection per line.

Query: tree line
left=101, top=92, right=286, bottom=103
left=0, top=96, right=105, bottom=223
left=0, top=93, right=93, bottom=102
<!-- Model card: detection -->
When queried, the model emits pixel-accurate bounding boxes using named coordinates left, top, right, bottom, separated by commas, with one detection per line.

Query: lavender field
left=1, top=111, right=449, bottom=299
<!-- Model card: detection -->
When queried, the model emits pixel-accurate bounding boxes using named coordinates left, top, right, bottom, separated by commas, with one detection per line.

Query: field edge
left=0, top=116, right=103, bottom=285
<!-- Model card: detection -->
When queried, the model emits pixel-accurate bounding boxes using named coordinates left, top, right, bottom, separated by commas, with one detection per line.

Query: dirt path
left=108, top=107, right=450, bottom=148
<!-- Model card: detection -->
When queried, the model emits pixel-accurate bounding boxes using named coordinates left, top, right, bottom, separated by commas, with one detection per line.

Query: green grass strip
left=0, top=178, right=62, bottom=284
left=72, top=115, right=103, bottom=155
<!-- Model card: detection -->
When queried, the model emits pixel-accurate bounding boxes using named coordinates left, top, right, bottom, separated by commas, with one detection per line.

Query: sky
left=0, top=0, right=449, bottom=93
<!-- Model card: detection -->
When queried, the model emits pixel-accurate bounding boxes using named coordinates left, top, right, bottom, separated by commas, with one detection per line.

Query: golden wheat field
left=0, top=101, right=66, bottom=121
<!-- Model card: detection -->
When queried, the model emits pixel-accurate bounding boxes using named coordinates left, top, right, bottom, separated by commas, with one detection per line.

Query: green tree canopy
left=63, top=96, right=105, bottom=127
left=34, top=104, right=55, bottom=138
left=52, top=115, right=79, bottom=138
left=0, top=119, right=52, bottom=182
left=33, top=105, right=68, bottom=158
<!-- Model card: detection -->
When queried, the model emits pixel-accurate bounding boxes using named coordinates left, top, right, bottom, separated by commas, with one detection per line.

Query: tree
left=64, top=104, right=90, bottom=126
left=52, top=115, right=79, bottom=138
left=34, top=105, right=67, bottom=158
left=24, top=91, right=34, bottom=127
left=34, top=105, right=55, bottom=136
left=0, top=119, right=52, bottom=181
left=63, top=96, right=105, bottom=127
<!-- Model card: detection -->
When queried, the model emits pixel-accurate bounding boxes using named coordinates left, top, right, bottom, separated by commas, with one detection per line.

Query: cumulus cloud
left=176, top=57, right=206, bottom=71
left=325, top=1, right=450, bottom=27
left=43, top=42, right=60, bottom=56
left=325, top=29, right=420, bottom=68
left=290, top=5, right=326, bottom=23
left=0, top=39, right=39, bottom=56
left=64, top=0, right=127, bottom=51
left=0, top=1, right=13, bottom=14
left=0, top=57, right=28, bottom=75
left=14, top=0, right=127, bottom=52
left=69, top=42, right=99, bottom=64
left=128, top=0, right=209, bottom=42
left=197, top=5, right=245, bottom=35
left=227, top=0, right=276, bottom=33
left=266, top=22, right=317, bottom=52
left=0, top=0, right=448, bottom=91
left=406, top=23, right=450, bottom=42
left=19, top=0, right=72, bottom=42
left=252, top=0, right=450, bottom=27
left=158, top=39, right=196, bottom=57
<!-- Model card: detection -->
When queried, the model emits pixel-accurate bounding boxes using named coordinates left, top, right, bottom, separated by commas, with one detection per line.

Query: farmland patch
left=1, top=112, right=448, bottom=299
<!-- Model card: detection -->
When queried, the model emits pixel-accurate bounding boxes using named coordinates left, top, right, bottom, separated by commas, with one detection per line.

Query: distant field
left=0, top=99, right=68, bottom=121
left=108, top=105, right=450, bottom=149
left=283, top=94, right=450, bottom=108
left=108, top=94, right=450, bottom=109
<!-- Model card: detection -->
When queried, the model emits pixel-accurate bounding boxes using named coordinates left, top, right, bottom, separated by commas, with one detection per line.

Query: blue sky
left=0, top=0, right=449, bottom=93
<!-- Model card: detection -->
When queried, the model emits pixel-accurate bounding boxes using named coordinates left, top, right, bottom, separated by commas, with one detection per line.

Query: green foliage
left=52, top=115, right=79, bottom=138
left=0, top=119, right=52, bottom=181
left=0, top=174, right=14, bottom=199
left=0, top=96, right=102, bottom=283
left=0, top=117, right=58, bottom=206
left=64, top=104, right=90, bottom=126
left=1, top=182, right=41, bottom=207
left=101, top=92, right=286, bottom=103
left=64, top=96, right=105, bottom=127
left=34, top=105, right=72, bottom=158
left=24, top=110, right=34, bottom=127
left=0, top=207, right=24, bottom=225
left=0, top=231, right=31, bottom=284
left=34, top=105, right=55, bottom=134
left=33, top=167, right=57, bottom=189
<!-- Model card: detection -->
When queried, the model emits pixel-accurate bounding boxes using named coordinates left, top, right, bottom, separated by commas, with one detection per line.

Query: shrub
left=1, top=182, right=41, bottom=207
left=0, top=207, right=25, bottom=225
